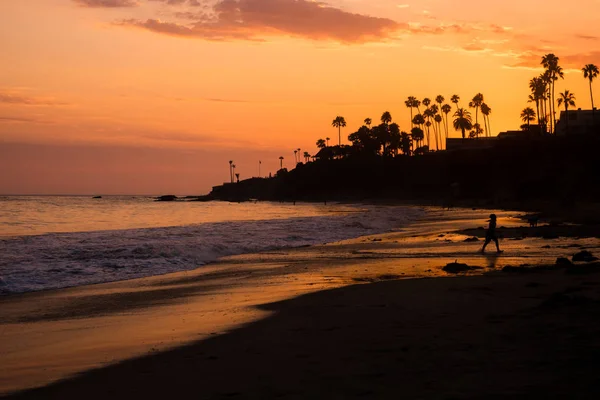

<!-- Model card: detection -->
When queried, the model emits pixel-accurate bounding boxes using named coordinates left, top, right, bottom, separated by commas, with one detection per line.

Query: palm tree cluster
left=313, top=94, right=493, bottom=160
left=405, top=94, right=492, bottom=146
left=523, top=53, right=597, bottom=134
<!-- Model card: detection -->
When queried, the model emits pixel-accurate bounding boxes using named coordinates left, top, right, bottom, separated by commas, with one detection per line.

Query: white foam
left=0, top=205, right=423, bottom=294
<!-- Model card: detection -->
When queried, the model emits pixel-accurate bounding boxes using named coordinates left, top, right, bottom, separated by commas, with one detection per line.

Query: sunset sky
left=1, top=0, right=599, bottom=195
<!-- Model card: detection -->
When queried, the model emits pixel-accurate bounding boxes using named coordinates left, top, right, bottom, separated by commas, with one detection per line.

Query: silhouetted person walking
left=481, top=214, right=502, bottom=253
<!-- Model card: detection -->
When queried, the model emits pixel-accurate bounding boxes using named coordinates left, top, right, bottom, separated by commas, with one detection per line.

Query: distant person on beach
left=481, top=214, right=502, bottom=253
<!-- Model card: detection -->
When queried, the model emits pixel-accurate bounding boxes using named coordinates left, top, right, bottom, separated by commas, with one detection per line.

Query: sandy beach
left=2, top=206, right=600, bottom=399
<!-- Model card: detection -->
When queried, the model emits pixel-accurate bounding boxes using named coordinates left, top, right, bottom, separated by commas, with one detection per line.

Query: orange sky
left=1, top=0, right=599, bottom=194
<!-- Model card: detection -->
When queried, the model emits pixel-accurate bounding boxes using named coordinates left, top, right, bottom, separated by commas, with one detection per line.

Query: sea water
left=0, top=196, right=423, bottom=294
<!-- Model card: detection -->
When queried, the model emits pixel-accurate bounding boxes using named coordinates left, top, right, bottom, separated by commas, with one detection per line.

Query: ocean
left=0, top=196, right=423, bottom=295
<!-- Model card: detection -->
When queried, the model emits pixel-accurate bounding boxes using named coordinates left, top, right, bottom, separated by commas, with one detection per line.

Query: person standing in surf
left=481, top=214, right=502, bottom=253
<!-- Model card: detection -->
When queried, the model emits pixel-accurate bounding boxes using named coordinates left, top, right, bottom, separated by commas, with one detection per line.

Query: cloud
left=119, top=0, right=403, bottom=43
left=0, top=116, right=49, bottom=123
left=149, top=0, right=202, bottom=5
left=416, top=22, right=513, bottom=35
left=507, top=50, right=600, bottom=69
left=575, top=34, right=598, bottom=41
left=72, top=0, right=139, bottom=7
left=0, top=92, right=68, bottom=106
left=203, top=97, right=253, bottom=103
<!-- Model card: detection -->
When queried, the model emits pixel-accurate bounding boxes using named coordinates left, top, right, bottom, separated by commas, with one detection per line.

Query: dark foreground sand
left=2, top=207, right=600, bottom=399
left=6, top=269, right=600, bottom=399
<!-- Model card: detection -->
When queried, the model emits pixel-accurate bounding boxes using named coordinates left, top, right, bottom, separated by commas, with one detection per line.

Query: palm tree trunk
left=541, top=98, right=545, bottom=131
left=535, top=100, right=541, bottom=133
left=550, top=84, right=555, bottom=134
left=590, top=80, right=595, bottom=122
left=338, top=127, right=341, bottom=146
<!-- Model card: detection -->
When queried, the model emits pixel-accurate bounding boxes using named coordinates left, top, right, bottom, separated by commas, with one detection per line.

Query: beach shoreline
left=2, top=206, right=600, bottom=398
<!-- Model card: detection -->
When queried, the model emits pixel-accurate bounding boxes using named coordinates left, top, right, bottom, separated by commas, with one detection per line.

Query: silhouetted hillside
left=208, top=134, right=600, bottom=213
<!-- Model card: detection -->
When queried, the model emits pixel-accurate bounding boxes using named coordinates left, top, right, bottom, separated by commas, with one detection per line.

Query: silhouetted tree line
left=211, top=53, right=598, bottom=206
left=209, top=133, right=600, bottom=209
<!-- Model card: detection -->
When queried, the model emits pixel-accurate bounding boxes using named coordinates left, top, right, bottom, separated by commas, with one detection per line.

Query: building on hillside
left=555, top=108, right=599, bottom=135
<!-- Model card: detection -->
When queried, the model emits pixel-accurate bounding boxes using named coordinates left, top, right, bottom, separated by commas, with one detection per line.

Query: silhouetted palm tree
left=326, top=137, right=330, bottom=147
left=332, top=116, right=347, bottom=146
left=303, top=151, right=310, bottom=163
left=434, top=114, right=443, bottom=150
left=348, top=125, right=378, bottom=154
left=520, top=107, right=536, bottom=129
left=364, top=118, right=372, bottom=127
left=451, top=94, right=460, bottom=110
left=542, top=54, right=563, bottom=134
left=373, top=123, right=390, bottom=155
left=229, top=160, right=234, bottom=183
left=293, top=150, right=298, bottom=163
left=557, top=90, right=576, bottom=135
left=422, top=98, right=431, bottom=109
left=389, top=123, right=401, bottom=156
left=235, top=173, right=240, bottom=183
left=435, top=95, right=445, bottom=109
left=541, top=71, right=552, bottom=131
left=470, top=93, right=484, bottom=132
left=412, top=114, right=426, bottom=147
left=412, top=114, right=425, bottom=127
left=381, top=111, right=392, bottom=125
left=529, top=76, right=545, bottom=133
left=582, top=63, right=599, bottom=121
left=316, top=138, right=326, bottom=149
left=453, top=108, right=472, bottom=139
left=278, top=156, right=284, bottom=170
left=400, top=131, right=412, bottom=156
left=411, top=127, right=424, bottom=149
left=480, top=102, right=491, bottom=137
left=414, top=98, right=422, bottom=115
left=406, top=96, right=417, bottom=127
left=441, top=104, right=452, bottom=141
left=469, top=123, right=483, bottom=138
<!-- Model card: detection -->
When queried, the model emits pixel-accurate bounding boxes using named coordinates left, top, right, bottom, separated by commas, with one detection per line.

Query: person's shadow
left=485, top=253, right=499, bottom=269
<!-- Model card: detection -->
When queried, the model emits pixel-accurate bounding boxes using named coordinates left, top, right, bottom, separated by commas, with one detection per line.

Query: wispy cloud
left=0, top=91, right=68, bottom=106
left=203, top=97, right=253, bottom=103
left=0, top=116, right=49, bottom=124
left=575, top=34, right=598, bottom=41
left=506, top=49, right=600, bottom=69
left=72, top=0, right=139, bottom=7
left=149, top=0, right=202, bottom=5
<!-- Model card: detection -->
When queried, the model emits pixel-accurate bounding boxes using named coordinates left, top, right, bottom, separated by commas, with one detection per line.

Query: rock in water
left=572, top=251, right=598, bottom=262
left=156, top=195, right=178, bottom=202
left=443, top=261, right=472, bottom=273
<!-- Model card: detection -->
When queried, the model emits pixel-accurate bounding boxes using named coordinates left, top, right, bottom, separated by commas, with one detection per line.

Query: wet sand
left=2, top=207, right=600, bottom=398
